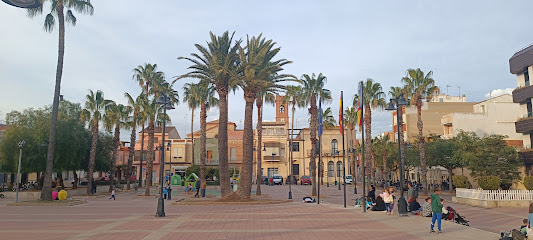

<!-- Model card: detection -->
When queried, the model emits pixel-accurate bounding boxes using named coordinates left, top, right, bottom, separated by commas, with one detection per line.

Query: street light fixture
left=2, top=0, right=40, bottom=8
left=385, top=93, right=408, bottom=216
left=155, top=93, right=174, bottom=218
left=15, top=140, right=25, bottom=203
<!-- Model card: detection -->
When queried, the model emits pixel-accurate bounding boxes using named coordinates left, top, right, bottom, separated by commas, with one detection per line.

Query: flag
left=339, top=91, right=343, bottom=134
left=356, top=82, right=363, bottom=131
left=318, top=97, right=323, bottom=137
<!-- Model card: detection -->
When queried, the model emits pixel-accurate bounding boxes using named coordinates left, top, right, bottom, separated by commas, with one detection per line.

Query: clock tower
left=275, top=95, right=289, bottom=127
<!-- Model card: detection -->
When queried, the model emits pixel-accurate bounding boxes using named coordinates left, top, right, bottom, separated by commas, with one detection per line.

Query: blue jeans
left=431, top=213, right=442, bottom=231
left=385, top=203, right=391, bottom=213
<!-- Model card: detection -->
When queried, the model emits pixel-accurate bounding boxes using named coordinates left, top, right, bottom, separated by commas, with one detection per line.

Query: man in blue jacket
left=430, top=188, right=443, bottom=233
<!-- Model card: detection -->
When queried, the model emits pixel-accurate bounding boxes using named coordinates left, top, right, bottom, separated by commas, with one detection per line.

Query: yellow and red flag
left=339, top=91, right=343, bottom=134
left=356, top=82, right=363, bottom=131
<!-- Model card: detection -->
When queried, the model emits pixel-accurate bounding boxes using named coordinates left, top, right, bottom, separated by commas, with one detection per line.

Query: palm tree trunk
left=309, top=95, right=318, bottom=196
left=40, top=1, right=65, bottom=201
left=139, top=125, right=145, bottom=188
left=200, top=103, right=207, bottom=182
left=383, top=148, right=388, bottom=181
left=255, top=99, right=263, bottom=196
left=86, top=121, right=99, bottom=195
left=191, top=108, right=195, bottom=165
left=126, top=120, right=136, bottom=190
left=364, top=104, right=372, bottom=185
left=417, top=99, right=428, bottom=196
left=371, top=149, right=376, bottom=184
left=237, top=93, right=255, bottom=200
left=217, top=89, right=231, bottom=198
left=145, top=118, right=155, bottom=196
left=73, top=171, right=78, bottom=189
left=109, top=124, right=120, bottom=192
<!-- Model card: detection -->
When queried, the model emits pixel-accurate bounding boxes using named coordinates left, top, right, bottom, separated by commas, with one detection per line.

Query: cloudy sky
left=1, top=1, right=532, bottom=141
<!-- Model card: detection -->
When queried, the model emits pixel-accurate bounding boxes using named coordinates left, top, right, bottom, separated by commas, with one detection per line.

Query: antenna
left=446, top=85, right=452, bottom=95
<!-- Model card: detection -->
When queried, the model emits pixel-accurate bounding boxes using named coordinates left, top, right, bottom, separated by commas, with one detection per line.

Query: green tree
left=402, top=68, right=438, bottom=195
left=81, top=90, right=113, bottom=195
left=182, top=83, right=200, bottom=169
left=355, top=78, right=386, bottom=184
left=235, top=34, right=293, bottom=200
left=104, top=103, right=132, bottom=192
left=177, top=31, right=241, bottom=198
left=426, top=136, right=458, bottom=193
left=124, top=92, right=145, bottom=190
left=301, top=73, right=331, bottom=196
left=28, top=0, right=94, bottom=201
left=372, top=135, right=395, bottom=181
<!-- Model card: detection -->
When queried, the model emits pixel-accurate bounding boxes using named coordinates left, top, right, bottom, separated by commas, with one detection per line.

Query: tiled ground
left=0, top=185, right=505, bottom=239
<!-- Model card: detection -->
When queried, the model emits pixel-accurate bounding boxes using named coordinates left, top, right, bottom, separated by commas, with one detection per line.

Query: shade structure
left=2, top=0, right=41, bottom=8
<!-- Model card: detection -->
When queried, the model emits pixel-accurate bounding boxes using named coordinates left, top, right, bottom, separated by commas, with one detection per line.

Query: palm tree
left=344, top=107, right=357, bottom=181
left=301, top=73, right=331, bottom=196
left=320, top=107, right=336, bottom=129
left=177, top=31, right=241, bottom=198
left=137, top=99, right=149, bottom=188
left=235, top=34, right=293, bottom=200
left=389, top=86, right=407, bottom=183
left=28, top=0, right=94, bottom=201
left=372, top=135, right=394, bottom=181
left=124, top=92, right=144, bottom=190
left=104, top=103, right=132, bottom=192
left=281, top=85, right=305, bottom=189
left=183, top=83, right=201, bottom=167
left=402, top=68, right=438, bottom=195
left=355, top=78, right=386, bottom=184
left=80, top=90, right=112, bottom=195
left=255, top=90, right=276, bottom=196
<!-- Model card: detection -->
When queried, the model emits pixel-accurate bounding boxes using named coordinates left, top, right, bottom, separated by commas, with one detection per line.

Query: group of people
left=184, top=179, right=207, bottom=198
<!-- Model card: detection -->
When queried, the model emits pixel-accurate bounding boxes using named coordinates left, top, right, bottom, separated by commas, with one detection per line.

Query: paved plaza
left=0, top=184, right=523, bottom=239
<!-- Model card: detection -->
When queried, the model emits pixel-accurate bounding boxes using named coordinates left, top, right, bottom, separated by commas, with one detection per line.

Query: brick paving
left=0, top=184, right=506, bottom=239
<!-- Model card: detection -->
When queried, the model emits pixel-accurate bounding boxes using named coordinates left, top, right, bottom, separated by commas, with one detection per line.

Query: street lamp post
left=385, top=93, right=408, bottom=216
left=15, top=140, right=25, bottom=203
left=326, top=154, right=330, bottom=187
left=155, top=93, right=174, bottom=218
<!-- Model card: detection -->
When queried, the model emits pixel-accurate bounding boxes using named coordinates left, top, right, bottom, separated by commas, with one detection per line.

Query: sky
left=1, top=0, right=532, bottom=141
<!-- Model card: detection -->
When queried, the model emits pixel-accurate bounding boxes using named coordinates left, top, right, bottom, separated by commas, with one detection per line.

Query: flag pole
left=317, top=97, right=322, bottom=205
left=341, top=91, right=347, bottom=208
left=360, top=81, right=366, bottom=213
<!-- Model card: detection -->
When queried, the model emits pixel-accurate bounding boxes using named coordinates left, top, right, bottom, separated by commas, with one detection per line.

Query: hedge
left=452, top=175, right=470, bottom=189
left=477, top=176, right=501, bottom=190
left=524, top=176, right=533, bottom=190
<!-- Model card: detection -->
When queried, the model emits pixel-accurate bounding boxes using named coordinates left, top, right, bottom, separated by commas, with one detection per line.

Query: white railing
left=456, top=188, right=533, bottom=201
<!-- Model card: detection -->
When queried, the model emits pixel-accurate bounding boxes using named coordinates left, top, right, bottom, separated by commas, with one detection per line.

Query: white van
left=272, top=174, right=282, bottom=185
left=345, top=175, right=353, bottom=184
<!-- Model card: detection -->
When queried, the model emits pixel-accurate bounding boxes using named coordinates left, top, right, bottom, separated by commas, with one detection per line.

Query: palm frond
left=43, top=13, right=55, bottom=32
left=65, top=9, right=76, bottom=26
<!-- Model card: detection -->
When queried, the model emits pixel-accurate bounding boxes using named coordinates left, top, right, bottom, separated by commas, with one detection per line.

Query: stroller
left=443, top=206, right=469, bottom=226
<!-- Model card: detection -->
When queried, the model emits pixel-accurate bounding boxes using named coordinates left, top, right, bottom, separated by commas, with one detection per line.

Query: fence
left=456, top=188, right=533, bottom=201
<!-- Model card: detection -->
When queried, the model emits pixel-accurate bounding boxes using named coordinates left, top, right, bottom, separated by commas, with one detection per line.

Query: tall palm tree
left=355, top=78, right=386, bottom=184
left=255, top=90, right=276, bottom=196
left=320, top=107, right=336, bottom=129
left=235, top=34, right=293, bottom=200
left=402, top=68, right=438, bottom=195
left=177, top=31, right=241, bottom=198
left=301, top=73, right=331, bottom=196
left=28, top=0, right=94, bottom=201
left=104, top=103, right=132, bottom=192
left=124, top=92, right=144, bottom=190
left=80, top=90, right=112, bottom=195
left=389, top=86, right=407, bottom=183
left=183, top=83, right=201, bottom=167
left=372, top=135, right=394, bottom=181
left=344, top=107, right=357, bottom=180
left=137, top=100, right=149, bottom=188
left=281, top=85, right=305, bottom=189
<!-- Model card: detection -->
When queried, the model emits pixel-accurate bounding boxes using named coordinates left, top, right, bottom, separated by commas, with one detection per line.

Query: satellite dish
left=2, top=0, right=41, bottom=8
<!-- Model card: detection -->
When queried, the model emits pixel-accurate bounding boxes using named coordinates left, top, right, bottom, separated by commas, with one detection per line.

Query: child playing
left=520, top=219, right=528, bottom=235
left=109, top=189, right=116, bottom=200
left=430, top=188, right=443, bottom=234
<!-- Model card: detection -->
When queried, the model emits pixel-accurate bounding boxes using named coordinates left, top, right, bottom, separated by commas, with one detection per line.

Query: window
left=290, top=142, right=300, bottom=152
left=280, top=105, right=285, bottom=113
left=293, top=164, right=300, bottom=175
left=528, top=100, right=533, bottom=118
left=230, top=148, right=236, bottom=162
left=328, top=161, right=334, bottom=177
left=280, top=148, right=285, bottom=157
left=331, top=139, right=338, bottom=154
left=439, top=98, right=443, bottom=102
left=267, top=168, right=278, bottom=178
left=337, top=161, right=342, bottom=177
left=480, top=105, right=486, bottom=113
left=525, top=70, right=530, bottom=86
left=207, top=151, right=213, bottom=164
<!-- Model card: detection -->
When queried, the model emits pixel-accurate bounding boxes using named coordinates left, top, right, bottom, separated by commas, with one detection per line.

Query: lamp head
left=385, top=100, right=396, bottom=111
left=398, top=93, right=408, bottom=106
left=18, top=140, right=25, bottom=148
left=155, top=95, right=167, bottom=105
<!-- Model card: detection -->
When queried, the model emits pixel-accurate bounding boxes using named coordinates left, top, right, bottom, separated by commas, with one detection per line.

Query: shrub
left=524, top=176, right=533, bottom=190
left=452, top=175, right=470, bottom=189
left=477, top=176, right=501, bottom=190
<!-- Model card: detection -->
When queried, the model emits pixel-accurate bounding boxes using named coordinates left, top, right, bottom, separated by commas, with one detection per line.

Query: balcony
left=516, top=117, right=533, bottom=133
left=441, top=115, right=453, bottom=126
left=263, top=155, right=281, bottom=162
left=519, top=150, right=533, bottom=164
left=513, top=85, right=533, bottom=103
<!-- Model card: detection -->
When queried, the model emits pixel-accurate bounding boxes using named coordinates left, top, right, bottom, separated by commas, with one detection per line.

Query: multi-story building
left=429, top=93, right=466, bottom=103
left=510, top=44, right=533, bottom=174
left=440, top=94, right=522, bottom=147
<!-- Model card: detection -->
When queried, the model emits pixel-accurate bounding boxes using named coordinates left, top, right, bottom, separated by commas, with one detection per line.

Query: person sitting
left=441, top=199, right=449, bottom=220
left=366, top=197, right=373, bottom=210
left=371, top=196, right=386, bottom=211
left=421, top=197, right=432, bottom=217
left=520, top=218, right=528, bottom=236
left=409, top=196, right=422, bottom=215
left=368, top=185, right=376, bottom=202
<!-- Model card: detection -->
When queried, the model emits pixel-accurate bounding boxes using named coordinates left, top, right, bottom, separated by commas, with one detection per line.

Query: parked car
left=272, top=174, right=283, bottom=185
left=300, top=176, right=312, bottom=185
left=345, top=175, right=353, bottom=184
left=261, top=176, right=268, bottom=185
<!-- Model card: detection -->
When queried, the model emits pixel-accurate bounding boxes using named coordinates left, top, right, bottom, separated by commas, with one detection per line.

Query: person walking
left=201, top=180, right=207, bottom=198
left=109, top=189, right=116, bottom=200
left=91, top=180, right=97, bottom=194
left=163, top=187, right=168, bottom=199
left=194, top=179, right=201, bottom=198
left=430, top=188, right=443, bottom=234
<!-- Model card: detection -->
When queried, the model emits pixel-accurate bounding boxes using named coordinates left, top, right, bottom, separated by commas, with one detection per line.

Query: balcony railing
left=516, top=117, right=533, bottom=133
left=513, top=85, right=533, bottom=103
